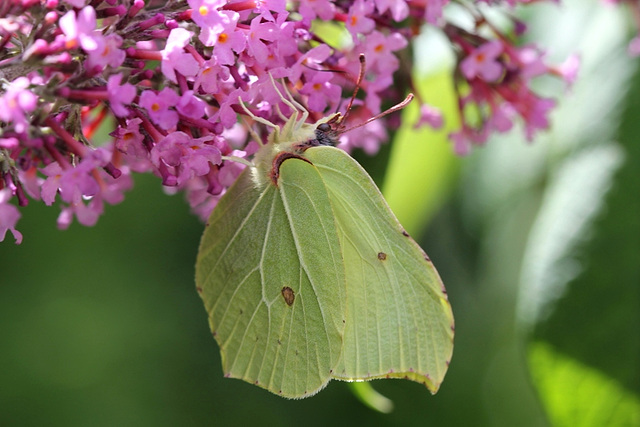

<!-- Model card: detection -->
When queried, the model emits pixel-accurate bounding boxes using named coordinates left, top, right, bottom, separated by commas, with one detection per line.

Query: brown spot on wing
left=377, top=252, right=387, bottom=261
left=281, top=286, right=295, bottom=306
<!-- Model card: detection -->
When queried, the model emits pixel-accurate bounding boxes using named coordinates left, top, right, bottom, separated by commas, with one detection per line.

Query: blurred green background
left=1, top=1, right=639, bottom=425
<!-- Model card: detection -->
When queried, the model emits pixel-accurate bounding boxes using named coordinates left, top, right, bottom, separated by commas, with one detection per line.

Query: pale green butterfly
left=195, top=60, right=454, bottom=398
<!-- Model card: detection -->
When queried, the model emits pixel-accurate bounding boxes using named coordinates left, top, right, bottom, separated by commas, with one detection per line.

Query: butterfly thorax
left=251, top=112, right=341, bottom=189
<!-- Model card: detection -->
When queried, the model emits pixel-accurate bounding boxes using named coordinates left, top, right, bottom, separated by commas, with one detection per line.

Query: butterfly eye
left=317, top=123, right=331, bottom=133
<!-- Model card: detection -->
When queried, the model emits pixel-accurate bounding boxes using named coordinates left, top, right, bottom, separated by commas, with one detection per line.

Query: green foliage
left=530, top=343, right=640, bottom=426
left=524, top=50, right=640, bottom=426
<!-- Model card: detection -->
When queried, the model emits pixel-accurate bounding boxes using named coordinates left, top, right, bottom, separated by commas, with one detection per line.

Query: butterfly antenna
left=340, top=93, right=414, bottom=135
left=339, top=54, right=367, bottom=130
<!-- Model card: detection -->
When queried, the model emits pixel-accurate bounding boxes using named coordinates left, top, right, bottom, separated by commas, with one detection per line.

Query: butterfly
left=195, top=56, right=454, bottom=398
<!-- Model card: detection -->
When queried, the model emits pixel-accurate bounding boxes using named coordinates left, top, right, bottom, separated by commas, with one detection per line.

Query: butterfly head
left=248, top=55, right=413, bottom=188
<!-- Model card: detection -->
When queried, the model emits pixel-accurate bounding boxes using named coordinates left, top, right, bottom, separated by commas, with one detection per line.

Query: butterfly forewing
left=196, top=158, right=346, bottom=398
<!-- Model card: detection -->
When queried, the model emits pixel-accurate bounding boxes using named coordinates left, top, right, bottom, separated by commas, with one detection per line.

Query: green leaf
left=529, top=343, right=640, bottom=426
left=348, top=382, right=394, bottom=414
left=382, top=72, right=460, bottom=236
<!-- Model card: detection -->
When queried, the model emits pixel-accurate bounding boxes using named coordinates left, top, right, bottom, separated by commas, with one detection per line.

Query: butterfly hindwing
left=305, top=146, right=454, bottom=393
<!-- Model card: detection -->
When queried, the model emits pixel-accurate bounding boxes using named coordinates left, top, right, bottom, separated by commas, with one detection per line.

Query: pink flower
left=374, top=0, right=409, bottom=22
left=177, top=90, right=206, bottom=119
left=96, top=163, right=133, bottom=205
left=194, top=58, right=230, bottom=94
left=0, top=137, right=19, bottom=149
left=40, top=162, right=64, bottom=206
left=362, top=31, right=407, bottom=76
left=53, top=162, right=127, bottom=228
left=346, top=0, right=376, bottom=38
left=518, top=46, right=547, bottom=80
left=107, top=73, right=136, bottom=117
left=211, top=88, right=246, bottom=129
left=114, top=119, right=146, bottom=155
left=150, top=132, right=221, bottom=186
left=0, top=77, right=38, bottom=133
left=449, top=126, right=488, bottom=156
left=362, top=70, right=393, bottom=113
left=298, top=0, right=335, bottom=23
left=460, top=40, right=504, bottom=82
left=450, top=129, right=471, bottom=156
left=86, top=34, right=125, bottom=70
left=18, top=166, right=43, bottom=201
left=209, top=11, right=246, bottom=65
left=41, top=156, right=102, bottom=205
left=59, top=6, right=100, bottom=52
left=300, top=72, right=341, bottom=112
left=414, top=104, right=443, bottom=129
left=0, top=0, right=575, bottom=234
left=161, top=28, right=199, bottom=83
left=113, top=118, right=153, bottom=172
left=521, top=94, right=555, bottom=140
left=289, top=44, right=332, bottom=85
left=245, top=17, right=277, bottom=64
left=57, top=193, right=101, bottom=229
left=338, top=117, right=387, bottom=155
left=253, top=0, right=288, bottom=17
left=139, top=88, right=180, bottom=130
left=557, top=54, right=580, bottom=86
left=489, top=103, right=515, bottom=132
left=188, top=0, right=227, bottom=29
left=425, top=0, right=449, bottom=25
left=0, top=188, right=22, bottom=244
left=274, top=13, right=297, bottom=57
left=184, top=177, right=218, bottom=221
left=629, top=36, right=640, bottom=57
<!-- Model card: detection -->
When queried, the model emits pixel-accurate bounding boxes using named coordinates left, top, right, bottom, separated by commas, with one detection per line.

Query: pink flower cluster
left=447, top=27, right=579, bottom=155
left=0, top=0, right=576, bottom=243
